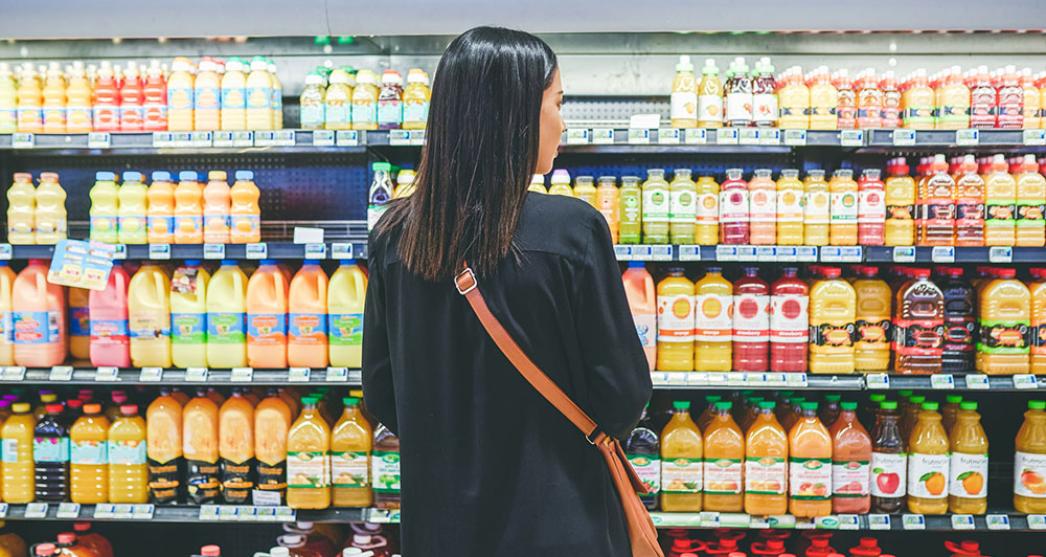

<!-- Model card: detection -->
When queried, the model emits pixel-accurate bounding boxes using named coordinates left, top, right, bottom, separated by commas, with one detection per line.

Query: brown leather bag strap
left=454, top=264, right=608, bottom=446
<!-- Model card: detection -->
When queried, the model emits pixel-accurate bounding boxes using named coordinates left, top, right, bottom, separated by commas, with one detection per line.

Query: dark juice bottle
left=870, top=400, right=906, bottom=513
left=819, top=394, right=842, bottom=428
left=892, top=268, right=945, bottom=374
left=34, top=403, right=70, bottom=502
left=624, top=404, right=661, bottom=510
left=937, top=266, right=976, bottom=373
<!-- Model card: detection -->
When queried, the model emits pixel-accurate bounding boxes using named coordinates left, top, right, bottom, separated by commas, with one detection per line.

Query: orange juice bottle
left=70, top=403, right=109, bottom=504
left=907, top=401, right=950, bottom=514
left=247, top=260, right=288, bottom=369
left=203, top=171, right=231, bottom=245
left=229, top=171, right=261, bottom=244
left=331, top=397, right=373, bottom=507
left=919, top=154, right=956, bottom=246
left=1014, top=399, right=1046, bottom=513
left=803, top=170, right=831, bottom=246
left=694, top=175, right=720, bottom=245
left=1031, top=268, right=1046, bottom=375
left=776, top=169, right=805, bottom=245
left=829, top=169, right=858, bottom=246
left=108, top=404, right=148, bottom=503
left=954, top=154, right=986, bottom=247
left=288, top=262, right=329, bottom=369
left=696, top=59, right=723, bottom=128
left=287, top=396, right=331, bottom=509
left=656, top=269, right=694, bottom=372
left=788, top=402, right=832, bottom=517
left=595, top=176, right=620, bottom=242
left=660, top=401, right=702, bottom=512
left=146, top=390, right=183, bottom=504
left=809, top=266, right=856, bottom=374
left=1, top=402, right=34, bottom=503
left=218, top=391, right=254, bottom=504
left=15, top=64, right=42, bottom=133
left=976, top=267, right=1030, bottom=374
left=147, top=171, right=176, bottom=244
left=1016, top=154, right=1046, bottom=247
left=777, top=67, right=810, bottom=129
left=884, top=158, right=917, bottom=246
left=744, top=401, right=788, bottom=516
left=984, top=154, right=1017, bottom=246
left=808, top=67, right=838, bottom=130
left=255, top=391, right=292, bottom=504
left=948, top=401, right=988, bottom=515
left=183, top=392, right=220, bottom=504
left=703, top=401, right=744, bottom=512
left=174, top=171, right=204, bottom=244
left=694, top=267, right=732, bottom=372
left=853, top=266, right=891, bottom=372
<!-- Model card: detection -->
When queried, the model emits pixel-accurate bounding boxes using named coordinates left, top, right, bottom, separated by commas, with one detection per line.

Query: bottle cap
left=343, top=397, right=360, bottom=406
left=207, top=170, right=228, bottom=181
left=151, top=171, right=171, bottom=181
left=627, top=261, right=645, bottom=269
left=921, top=401, right=939, bottom=411
left=800, top=401, right=818, bottom=411
left=840, top=401, right=857, bottom=411
left=120, top=404, right=138, bottom=415
left=910, top=395, right=926, bottom=404
left=235, top=170, right=254, bottom=181
left=73, top=522, right=91, bottom=532
left=880, top=401, right=898, bottom=410
left=83, top=403, right=102, bottom=414
left=758, top=401, right=777, bottom=410
left=714, top=401, right=733, bottom=410
left=122, top=171, right=143, bottom=182
left=672, top=400, right=691, bottom=410
left=1029, top=400, right=1045, bottom=410
left=200, top=546, right=221, bottom=557
left=946, top=395, right=964, bottom=404
left=57, top=533, right=76, bottom=544
left=35, top=544, right=56, bottom=557
left=824, top=394, right=841, bottom=402
left=869, top=393, right=886, bottom=403
left=960, top=401, right=978, bottom=411
left=95, top=171, right=116, bottom=181
left=45, top=403, right=63, bottom=414
left=178, top=170, right=198, bottom=181
left=221, top=259, right=238, bottom=266
left=11, top=403, right=29, bottom=413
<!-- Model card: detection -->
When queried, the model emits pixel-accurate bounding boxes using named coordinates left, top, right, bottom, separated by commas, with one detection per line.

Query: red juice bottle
left=857, top=169, right=886, bottom=245
left=892, top=267, right=945, bottom=374
left=719, top=168, right=750, bottom=244
left=871, top=401, right=906, bottom=513
left=733, top=267, right=770, bottom=372
left=830, top=401, right=872, bottom=514
left=92, top=62, right=120, bottom=132
left=142, top=60, right=168, bottom=132
left=119, top=62, right=145, bottom=132
left=997, top=65, right=1024, bottom=129
left=770, top=267, right=809, bottom=372
left=835, top=69, right=857, bottom=130
left=970, top=66, right=998, bottom=129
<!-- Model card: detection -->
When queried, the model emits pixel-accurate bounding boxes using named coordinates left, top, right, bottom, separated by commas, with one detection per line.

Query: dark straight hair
left=377, top=26, right=558, bottom=282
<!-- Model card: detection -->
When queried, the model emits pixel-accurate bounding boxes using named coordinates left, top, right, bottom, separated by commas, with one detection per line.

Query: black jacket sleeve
left=362, top=239, right=398, bottom=434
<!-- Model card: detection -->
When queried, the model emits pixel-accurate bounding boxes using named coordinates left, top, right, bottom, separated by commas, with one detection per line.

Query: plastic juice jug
left=218, top=391, right=254, bottom=504
left=787, top=402, right=832, bottom=517
left=984, top=154, right=1017, bottom=246
left=856, top=169, right=886, bottom=246
left=641, top=169, right=670, bottom=244
left=853, top=266, right=891, bottom=372
left=747, top=169, right=776, bottom=245
left=70, top=403, right=109, bottom=503
left=808, top=266, right=856, bottom=374
left=948, top=401, right=988, bottom=514
left=953, top=155, right=986, bottom=247
left=803, top=170, right=830, bottom=246
left=656, top=269, right=694, bottom=372
left=166, top=58, right=195, bottom=131
left=88, top=265, right=130, bottom=367
left=114, top=171, right=147, bottom=245
left=184, top=393, right=220, bottom=504
left=1, top=402, right=34, bottom=503
left=697, top=58, right=724, bottom=128
left=856, top=70, right=883, bottom=129
left=118, top=62, right=145, bottom=132
left=744, top=401, right=788, bottom=515
left=907, top=402, right=950, bottom=514
left=254, top=392, right=291, bottom=503
left=402, top=68, right=431, bottom=130
left=220, top=57, right=248, bottom=131
left=142, top=60, right=167, bottom=132
left=574, top=175, right=598, bottom=208
left=938, top=267, right=976, bottom=373
left=246, top=260, right=288, bottom=369
left=0, top=263, right=14, bottom=366
left=128, top=263, right=171, bottom=367
left=328, top=260, right=367, bottom=368
left=207, top=260, right=248, bottom=368
left=829, top=402, right=871, bottom=513
left=146, top=171, right=176, bottom=244
left=377, top=69, right=404, bottom=130
left=618, top=176, right=643, bottom=244
left=903, top=70, right=935, bottom=129
left=72, top=523, right=112, bottom=557
left=1016, top=155, right=1046, bottom=247
left=0, top=63, right=18, bottom=133
left=892, top=268, right=944, bottom=374
left=6, top=173, right=35, bottom=245
left=670, top=55, right=698, bottom=128
left=884, top=159, right=916, bottom=246
left=998, top=65, right=1024, bottom=129
left=828, top=169, right=858, bottom=246
left=174, top=171, right=204, bottom=244
left=938, top=68, right=971, bottom=129
left=660, top=401, right=703, bottom=511
left=202, top=171, right=231, bottom=244
left=1032, top=269, right=1046, bottom=374
left=68, top=286, right=90, bottom=361
left=90, top=171, right=119, bottom=244
left=625, top=405, right=660, bottom=510
left=14, top=64, right=42, bottom=133
left=622, top=263, right=657, bottom=371
left=669, top=169, right=697, bottom=244
left=733, top=267, right=769, bottom=372
left=331, top=397, right=373, bottom=507
left=976, top=267, right=1030, bottom=374
left=870, top=401, right=906, bottom=513
left=703, top=401, right=744, bottom=512
left=108, top=404, right=147, bottom=503
left=970, top=66, right=997, bottom=128
left=834, top=69, right=857, bottom=129
left=720, top=168, right=750, bottom=244
left=171, top=260, right=209, bottom=368
left=288, top=262, right=329, bottom=368
left=777, top=66, right=810, bottom=129
left=775, top=170, right=804, bottom=245
left=12, top=259, right=67, bottom=367
left=371, top=422, right=400, bottom=509
left=695, top=267, right=733, bottom=372
left=725, top=57, right=753, bottom=128
left=267, top=60, right=283, bottom=129
left=807, top=67, right=837, bottom=130
left=917, top=154, right=956, bottom=245
left=245, top=57, right=273, bottom=130
left=193, top=59, right=221, bottom=131
left=35, top=172, right=67, bottom=244
left=1022, top=69, right=1042, bottom=129
left=1014, top=399, right=1046, bottom=513
left=350, top=69, right=379, bottom=131
left=145, top=391, right=182, bottom=504
left=33, top=403, right=69, bottom=502
left=229, top=170, right=261, bottom=244
left=769, top=267, right=808, bottom=373
left=287, top=397, right=331, bottom=509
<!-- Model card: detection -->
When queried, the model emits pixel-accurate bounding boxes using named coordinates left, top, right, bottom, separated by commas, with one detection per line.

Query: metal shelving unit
left=0, top=366, right=362, bottom=386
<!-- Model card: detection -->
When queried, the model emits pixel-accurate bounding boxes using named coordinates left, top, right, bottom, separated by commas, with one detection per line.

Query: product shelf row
left=0, top=366, right=363, bottom=386
left=1, top=241, right=368, bottom=261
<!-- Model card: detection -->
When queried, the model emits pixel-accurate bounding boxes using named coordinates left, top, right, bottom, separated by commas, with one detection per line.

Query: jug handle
left=644, top=276, right=655, bottom=306
left=154, top=269, right=167, bottom=301
left=353, top=270, right=367, bottom=306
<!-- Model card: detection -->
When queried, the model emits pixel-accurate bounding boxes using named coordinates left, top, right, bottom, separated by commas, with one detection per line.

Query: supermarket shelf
left=0, top=366, right=362, bottom=386
left=615, top=244, right=1046, bottom=264
left=0, top=502, right=365, bottom=524
left=651, top=372, right=1044, bottom=392
left=4, top=241, right=368, bottom=261
left=648, top=511, right=1042, bottom=532
left=0, top=130, right=372, bottom=154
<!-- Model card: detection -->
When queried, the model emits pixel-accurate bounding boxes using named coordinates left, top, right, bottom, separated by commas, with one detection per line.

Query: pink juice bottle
left=733, top=267, right=770, bottom=372
left=748, top=169, right=777, bottom=245
left=858, top=168, right=886, bottom=246
left=719, top=168, right=750, bottom=244
left=770, top=267, right=809, bottom=373
left=88, top=265, right=131, bottom=367
left=12, top=259, right=67, bottom=367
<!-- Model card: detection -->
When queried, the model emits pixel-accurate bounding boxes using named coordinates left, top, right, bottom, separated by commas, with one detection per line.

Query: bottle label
left=377, top=99, right=403, bottom=126
left=71, top=439, right=108, bottom=465
left=301, top=105, right=325, bottom=128
left=628, top=453, right=661, bottom=494
left=325, top=104, right=349, bottom=125
left=246, top=87, right=272, bottom=110
left=329, top=313, right=363, bottom=346
left=704, top=457, right=743, bottom=495
left=745, top=456, right=786, bottom=495
left=810, top=322, right=855, bottom=347
left=694, top=294, right=732, bottom=341
left=986, top=198, right=1017, bottom=223
left=1015, top=451, right=1046, bottom=497
left=230, top=215, right=261, bottom=237
left=908, top=453, right=950, bottom=499
left=0, top=311, right=11, bottom=344
left=805, top=190, right=831, bottom=225
left=248, top=313, right=287, bottom=346
left=719, top=188, right=749, bottom=223
left=856, top=318, right=891, bottom=346
left=887, top=203, right=915, bottom=221
left=698, top=94, right=723, bottom=124
left=871, top=452, right=907, bottom=497
left=12, top=310, right=61, bottom=344
left=695, top=192, right=719, bottom=224
left=289, top=313, right=328, bottom=345
left=830, top=190, right=859, bottom=223
left=91, top=215, right=118, bottom=237
left=776, top=188, right=804, bottom=223
left=892, top=319, right=945, bottom=359
left=725, top=92, right=753, bottom=123
left=669, top=189, right=697, bottom=224
left=148, top=215, right=175, bottom=239
left=119, top=215, right=147, bottom=235
left=789, top=457, right=831, bottom=500
left=998, top=87, right=1023, bottom=128
left=753, top=93, right=778, bottom=124
left=109, top=439, right=147, bottom=464
left=634, top=313, right=656, bottom=352
left=832, top=459, right=871, bottom=497
left=69, top=306, right=90, bottom=337
left=33, top=437, right=70, bottom=462
left=661, top=457, right=702, bottom=493
left=195, top=86, right=220, bottom=111
left=255, top=458, right=287, bottom=497
left=403, top=101, right=430, bottom=125
left=172, top=312, right=207, bottom=344
left=208, top=312, right=245, bottom=344
left=749, top=188, right=776, bottom=223
left=642, top=188, right=670, bottom=223
left=1, top=439, right=19, bottom=463
left=332, top=451, right=370, bottom=488
left=186, top=459, right=221, bottom=504
left=770, top=294, right=809, bottom=343
left=657, top=294, right=694, bottom=343
left=90, top=318, right=130, bottom=343
left=670, top=92, right=698, bottom=122
left=371, top=450, right=401, bottom=493
left=220, top=456, right=255, bottom=503
left=287, top=451, right=330, bottom=488
left=352, top=102, right=377, bottom=125
left=949, top=452, right=988, bottom=498
left=167, top=87, right=193, bottom=110
left=1017, top=196, right=1046, bottom=226
left=858, top=189, right=887, bottom=223
left=221, top=87, right=247, bottom=109
left=977, top=321, right=1030, bottom=354
left=732, top=293, right=769, bottom=342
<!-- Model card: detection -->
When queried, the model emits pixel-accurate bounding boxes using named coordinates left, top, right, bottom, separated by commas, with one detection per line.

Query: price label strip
left=24, top=503, right=49, bottom=519
left=985, top=514, right=1010, bottom=530
left=964, top=374, right=990, bottom=390
left=231, top=367, right=254, bottom=382
left=245, top=243, right=268, bottom=260
left=1013, top=374, right=1039, bottom=389
left=288, top=367, right=311, bottom=382
left=783, top=129, right=807, bottom=146
left=1, top=367, right=27, bottom=381
left=892, top=246, right=916, bottom=262
left=56, top=502, right=81, bottom=519
left=930, top=374, right=955, bottom=389
left=185, top=367, right=209, bottom=382
left=901, top=514, right=925, bottom=530
left=95, top=367, right=120, bottom=382
left=657, top=128, right=680, bottom=145
left=865, top=373, right=890, bottom=389
left=591, top=128, right=615, bottom=145
left=326, top=367, right=349, bottom=382
left=951, top=514, right=975, bottom=530
left=49, top=365, right=74, bottom=381
left=149, top=244, right=172, bottom=260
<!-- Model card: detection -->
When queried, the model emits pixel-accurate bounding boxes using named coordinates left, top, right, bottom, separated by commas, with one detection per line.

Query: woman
left=363, top=26, right=652, bottom=557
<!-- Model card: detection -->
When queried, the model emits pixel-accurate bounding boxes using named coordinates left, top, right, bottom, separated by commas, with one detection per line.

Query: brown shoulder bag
left=454, top=265, right=664, bottom=557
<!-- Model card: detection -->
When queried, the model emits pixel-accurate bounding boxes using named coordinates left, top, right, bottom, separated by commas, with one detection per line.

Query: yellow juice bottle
left=34, top=172, right=67, bottom=244
left=660, top=401, right=702, bottom=511
left=350, top=69, right=379, bottom=131
left=0, top=63, right=17, bottom=133
left=117, top=171, right=147, bottom=245
left=703, top=401, right=744, bottom=512
left=70, top=403, right=109, bottom=504
left=778, top=67, right=810, bottom=129
left=803, top=170, right=831, bottom=246
left=744, top=401, right=788, bottom=516
left=15, top=63, right=42, bottom=133
left=171, top=260, right=210, bottom=368
left=287, top=397, right=331, bottom=509
left=1, top=402, right=34, bottom=503
left=1016, top=155, right=1046, bottom=247
left=949, top=401, right=988, bottom=514
left=596, top=176, right=620, bottom=242
left=884, top=158, right=917, bottom=246
left=976, top=267, right=1030, bottom=374
left=694, top=267, right=732, bottom=372
left=331, top=397, right=373, bottom=507
left=808, top=67, right=838, bottom=130
left=694, top=175, right=719, bottom=245
left=328, top=260, right=367, bottom=368
left=128, top=264, right=172, bottom=368
left=323, top=68, right=353, bottom=130
left=245, top=57, right=273, bottom=130
left=829, top=169, right=859, bottom=246
left=776, top=169, right=805, bottom=245
left=108, top=404, right=148, bottom=503
left=985, top=154, right=1017, bottom=246
left=853, top=266, right=891, bottom=372
left=574, top=176, right=598, bottom=209
left=656, top=269, right=694, bottom=371
left=907, top=402, right=950, bottom=514
left=528, top=174, right=547, bottom=194
left=206, top=261, right=248, bottom=368
left=6, top=173, right=35, bottom=245
left=402, top=68, right=431, bottom=130
left=1014, top=399, right=1046, bottom=513
left=166, top=58, right=195, bottom=132
left=547, top=169, right=574, bottom=197
left=1031, top=268, right=1046, bottom=375
left=670, top=56, right=698, bottom=128
left=809, top=266, right=856, bottom=374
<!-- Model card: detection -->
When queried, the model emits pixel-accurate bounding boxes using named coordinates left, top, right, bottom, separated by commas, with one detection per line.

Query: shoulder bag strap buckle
left=455, top=267, right=478, bottom=295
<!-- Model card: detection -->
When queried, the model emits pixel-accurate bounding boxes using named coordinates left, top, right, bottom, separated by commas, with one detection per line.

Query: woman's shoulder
left=517, top=192, right=610, bottom=260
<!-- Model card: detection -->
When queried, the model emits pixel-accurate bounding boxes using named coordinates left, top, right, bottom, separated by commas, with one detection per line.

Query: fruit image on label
left=745, top=457, right=786, bottom=495
left=1015, top=452, right=1046, bottom=497
left=657, top=294, right=694, bottom=343
left=949, top=453, right=988, bottom=497
left=661, top=457, right=702, bottom=493
left=704, top=458, right=743, bottom=495
left=908, top=453, right=949, bottom=498
left=696, top=193, right=719, bottom=223
left=694, top=294, right=732, bottom=340
left=789, top=457, right=831, bottom=500
left=871, top=452, right=906, bottom=497
left=832, top=460, right=870, bottom=497
left=628, top=454, right=661, bottom=494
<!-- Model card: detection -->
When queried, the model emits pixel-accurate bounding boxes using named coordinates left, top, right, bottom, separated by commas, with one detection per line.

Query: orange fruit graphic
left=924, top=472, right=946, bottom=495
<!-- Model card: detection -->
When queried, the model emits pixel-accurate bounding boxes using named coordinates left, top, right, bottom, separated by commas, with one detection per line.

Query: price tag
left=820, top=246, right=841, bottom=262
left=956, top=129, right=980, bottom=146
left=170, top=131, right=192, bottom=147
left=212, top=131, right=235, bottom=147
left=794, top=518, right=817, bottom=530
left=783, top=129, right=807, bottom=146
left=776, top=246, right=797, bottom=261
left=1028, top=514, right=1046, bottom=529
left=389, top=129, right=411, bottom=146
left=836, top=514, right=860, bottom=530
left=726, top=372, right=747, bottom=386
left=930, top=374, right=955, bottom=389
left=274, top=506, right=296, bottom=522
left=684, top=128, right=707, bottom=144
left=627, top=128, right=651, bottom=145
left=565, top=128, right=590, bottom=145
left=198, top=505, right=220, bottom=521
left=1014, top=374, right=1039, bottom=389
left=715, top=245, right=737, bottom=261
left=335, top=130, right=360, bottom=147
left=93, top=503, right=116, bottom=519
left=698, top=511, right=721, bottom=528
left=866, top=373, right=890, bottom=389
left=736, top=245, right=757, bottom=260
left=326, top=367, right=349, bottom=382
left=1, top=367, right=26, bottom=381
left=931, top=246, right=955, bottom=263
left=901, top=514, right=925, bottom=530
left=892, top=246, right=916, bottom=262
left=785, top=373, right=809, bottom=388
left=252, top=505, right=276, bottom=520
left=989, top=246, right=1013, bottom=263
left=767, top=515, right=797, bottom=529
left=614, top=245, right=633, bottom=260
left=738, top=128, right=760, bottom=145
left=312, top=130, right=335, bottom=146
left=704, top=372, right=727, bottom=386
left=892, top=129, right=916, bottom=146
left=756, top=246, right=776, bottom=261
left=245, top=243, right=268, bottom=259
left=112, top=243, right=127, bottom=260
left=272, top=130, right=295, bottom=146
left=203, top=243, right=226, bottom=260
left=56, top=502, right=81, bottom=519
left=288, top=367, right=311, bottom=382
left=132, top=504, right=155, bottom=519
left=252, top=489, right=282, bottom=507
left=24, top=503, right=49, bottom=519
left=1023, top=129, right=1046, bottom=146
left=686, top=372, right=709, bottom=386
left=217, top=506, right=240, bottom=521
left=629, top=245, right=653, bottom=261
left=410, top=130, right=426, bottom=146
left=592, top=128, right=615, bottom=145
left=12, top=133, right=34, bottom=148
left=951, top=514, right=975, bottom=530
left=87, top=132, right=112, bottom=149
left=330, top=243, right=354, bottom=259
left=657, top=128, right=681, bottom=144
left=650, top=245, right=673, bottom=261
left=678, top=245, right=701, bottom=261
left=148, top=243, right=171, bottom=260
left=744, top=372, right=768, bottom=385
left=253, top=131, right=276, bottom=146
left=49, top=366, right=74, bottom=381
left=797, top=246, right=818, bottom=262
left=0, top=504, right=7, bottom=518
left=748, top=516, right=770, bottom=529
left=152, top=132, right=173, bottom=147
left=840, top=129, right=864, bottom=146
left=190, top=131, right=213, bottom=147
left=185, top=367, right=209, bottom=382
left=986, top=514, right=1010, bottom=530
left=814, top=515, right=840, bottom=529
left=0, top=244, right=11, bottom=260
left=95, top=367, right=120, bottom=382
left=303, top=243, right=328, bottom=259
left=759, top=128, right=781, bottom=145
left=231, top=131, right=254, bottom=147
left=716, top=127, right=739, bottom=145
left=231, top=367, right=254, bottom=382
left=139, top=367, right=163, bottom=382
left=236, top=505, right=257, bottom=522
left=964, top=374, right=990, bottom=390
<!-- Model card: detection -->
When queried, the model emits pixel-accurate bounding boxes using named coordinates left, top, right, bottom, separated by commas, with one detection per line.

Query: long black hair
left=377, top=26, right=558, bottom=282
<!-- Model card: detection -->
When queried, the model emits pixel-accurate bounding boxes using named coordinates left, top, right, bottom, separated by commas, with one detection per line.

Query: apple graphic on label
left=875, top=469, right=900, bottom=494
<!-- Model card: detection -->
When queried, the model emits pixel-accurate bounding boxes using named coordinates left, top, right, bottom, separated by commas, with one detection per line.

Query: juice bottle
left=372, top=423, right=400, bottom=509
left=997, top=65, right=1024, bottom=129
left=88, top=265, right=130, bottom=367
left=245, top=57, right=273, bottom=130
left=287, top=397, right=331, bottom=509
left=1032, top=268, right=1046, bottom=375
left=804, top=170, right=831, bottom=246
left=0, top=63, right=18, bottom=133
left=670, top=55, right=698, bottom=128
left=857, top=169, right=886, bottom=246
left=203, top=171, right=231, bottom=245
left=830, top=402, right=871, bottom=514
left=14, top=64, right=42, bottom=133
left=788, top=402, right=832, bottom=517
left=547, top=169, right=573, bottom=197
left=329, top=260, right=367, bottom=368
left=142, top=60, right=167, bottom=132
left=220, top=57, right=248, bottom=131
left=108, top=404, right=147, bottom=503
left=808, top=67, right=838, bottom=130
left=724, top=57, right=753, bottom=128
left=230, top=170, right=262, bottom=244
left=984, top=154, right=1017, bottom=246
left=89, top=171, right=119, bottom=244
left=117, top=61, right=144, bottom=132
left=769, top=267, right=808, bottom=373
left=34, top=403, right=70, bottom=502
left=299, top=72, right=325, bottom=130
left=12, top=259, right=67, bottom=367
left=918, top=154, right=956, bottom=246
left=1016, top=155, right=1046, bottom=247
left=128, top=263, right=171, bottom=368
left=753, top=58, right=778, bottom=127
left=218, top=391, right=254, bottom=504
left=745, top=401, right=788, bottom=516
left=146, top=391, right=183, bottom=504
left=970, top=66, right=997, bottom=128
left=622, top=263, right=657, bottom=372
left=777, top=66, right=809, bottom=129
left=829, top=168, right=859, bottom=246
left=0, top=262, right=14, bottom=366
left=170, top=259, right=210, bottom=368
left=948, top=401, right=988, bottom=514
left=748, top=169, right=777, bottom=245
left=377, top=69, right=404, bottom=130
left=174, top=171, right=204, bottom=244
left=695, top=267, right=733, bottom=372
left=1, top=402, right=34, bottom=503
left=331, top=397, right=373, bottom=507
left=856, top=70, right=883, bottom=129
left=289, top=262, right=329, bottom=368
left=1014, top=399, right=1046, bottom=513
left=403, top=68, right=431, bottom=130
left=808, top=266, right=856, bottom=374
left=835, top=69, right=857, bottom=129
left=871, top=400, right=906, bottom=513
left=528, top=174, right=547, bottom=194
left=68, top=287, right=90, bottom=361
left=207, top=260, right=248, bottom=368
left=656, top=268, right=694, bottom=372
left=618, top=176, right=642, bottom=244
left=703, top=401, right=744, bottom=512
left=641, top=169, right=670, bottom=244
left=952, top=155, right=986, bottom=247
left=892, top=268, right=945, bottom=374
left=697, top=58, right=724, bottom=128
left=165, top=58, right=194, bottom=131
left=70, top=403, right=109, bottom=504
left=669, top=169, right=697, bottom=244
left=190, top=59, right=218, bottom=131
left=146, top=171, right=175, bottom=244
left=184, top=392, right=220, bottom=504
left=267, top=60, right=283, bottom=129
left=246, top=260, right=288, bottom=368
left=903, top=70, right=935, bottom=129
left=907, top=401, right=950, bottom=514
left=574, top=176, right=598, bottom=209
left=33, top=171, right=66, bottom=245
left=775, top=169, right=804, bottom=245
left=350, top=69, right=379, bottom=131
left=660, top=401, right=702, bottom=512
left=852, top=266, right=891, bottom=372
left=936, top=267, right=976, bottom=373
left=624, top=405, right=660, bottom=510
left=880, top=70, right=902, bottom=128
left=39, top=63, right=67, bottom=133
left=394, top=168, right=416, bottom=199
left=977, top=267, right=1030, bottom=374
left=733, top=267, right=769, bottom=372
left=938, top=67, right=971, bottom=129
left=719, top=168, right=750, bottom=245
left=112, top=170, right=146, bottom=244
left=596, top=176, right=620, bottom=242
left=884, top=159, right=916, bottom=246
left=6, top=173, right=35, bottom=245
left=255, top=391, right=292, bottom=503
left=72, top=523, right=111, bottom=557
left=1023, top=68, right=1042, bottom=129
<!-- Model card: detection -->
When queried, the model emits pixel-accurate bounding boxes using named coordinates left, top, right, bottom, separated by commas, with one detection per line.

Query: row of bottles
left=299, top=65, right=431, bottom=131
left=5, top=173, right=67, bottom=245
